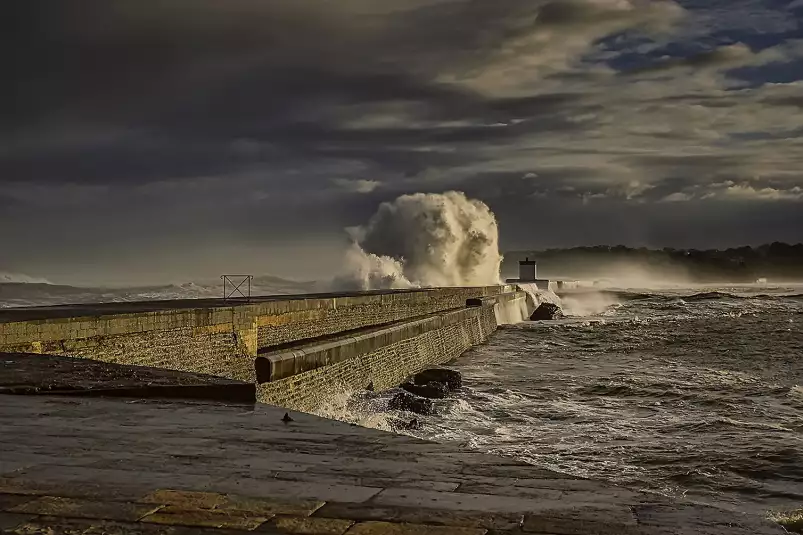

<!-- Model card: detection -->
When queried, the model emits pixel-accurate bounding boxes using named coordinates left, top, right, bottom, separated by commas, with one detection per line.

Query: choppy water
left=352, top=286, right=803, bottom=515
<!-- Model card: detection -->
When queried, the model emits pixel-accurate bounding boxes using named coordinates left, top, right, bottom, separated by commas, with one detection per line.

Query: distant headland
left=504, top=243, right=803, bottom=284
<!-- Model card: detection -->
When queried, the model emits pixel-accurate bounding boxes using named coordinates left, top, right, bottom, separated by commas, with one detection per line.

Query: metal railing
left=221, top=275, right=253, bottom=302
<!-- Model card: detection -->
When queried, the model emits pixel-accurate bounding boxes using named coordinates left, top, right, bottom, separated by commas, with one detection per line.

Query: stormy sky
left=2, top=0, right=803, bottom=284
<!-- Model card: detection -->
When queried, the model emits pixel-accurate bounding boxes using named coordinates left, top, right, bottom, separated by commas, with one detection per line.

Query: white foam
left=334, top=191, right=502, bottom=290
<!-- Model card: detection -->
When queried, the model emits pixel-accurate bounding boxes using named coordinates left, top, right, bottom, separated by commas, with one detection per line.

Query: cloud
left=660, top=192, right=693, bottom=203
left=332, top=178, right=381, bottom=194
left=721, top=184, right=803, bottom=201
left=3, top=0, right=803, bottom=282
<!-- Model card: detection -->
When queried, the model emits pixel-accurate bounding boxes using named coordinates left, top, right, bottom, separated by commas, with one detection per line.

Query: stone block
left=452, top=484, right=563, bottom=501
left=258, top=515, right=354, bottom=534
left=360, top=479, right=459, bottom=493
left=522, top=505, right=639, bottom=535
left=0, top=494, right=35, bottom=512
left=461, top=465, right=572, bottom=480
left=141, top=506, right=270, bottom=530
left=220, top=496, right=324, bottom=517
left=10, top=496, right=162, bottom=522
left=209, top=478, right=381, bottom=504
left=313, top=503, right=524, bottom=531
left=0, top=478, right=56, bottom=497
left=0, top=513, right=34, bottom=531
left=8, top=516, right=244, bottom=535
left=345, top=521, right=488, bottom=535
left=140, top=490, right=228, bottom=510
left=371, top=488, right=549, bottom=515
left=633, top=504, right=787, bottom=535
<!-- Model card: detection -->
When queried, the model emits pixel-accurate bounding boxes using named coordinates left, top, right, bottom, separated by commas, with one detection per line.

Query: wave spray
left=336, top=191, right=503, bottom=290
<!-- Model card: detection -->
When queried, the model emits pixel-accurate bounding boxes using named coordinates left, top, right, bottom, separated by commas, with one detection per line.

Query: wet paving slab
left=0, top=394, right=787, bottom=534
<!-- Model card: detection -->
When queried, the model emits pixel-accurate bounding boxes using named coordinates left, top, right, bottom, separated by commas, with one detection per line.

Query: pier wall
left=257, top=305, right=499, bottom=411
left=0, top=286, right=526, bottom=412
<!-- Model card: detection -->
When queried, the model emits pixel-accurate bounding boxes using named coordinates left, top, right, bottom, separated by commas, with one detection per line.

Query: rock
left=530, top=302, right=563, bottom=321
left=412, top=368, right=462, bottom=391
left=401, top=381, right=449, bottom=399
left=390, top=417, right=422, bottom=431
left=388, top=392, right=435, bottom=415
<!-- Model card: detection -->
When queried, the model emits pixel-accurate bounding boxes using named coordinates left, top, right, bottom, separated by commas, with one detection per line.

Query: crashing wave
left=334, top=191, right=502, bottom=290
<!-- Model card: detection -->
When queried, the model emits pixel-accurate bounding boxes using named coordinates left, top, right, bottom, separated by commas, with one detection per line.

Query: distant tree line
left=504, top=243, right=803, bottom=282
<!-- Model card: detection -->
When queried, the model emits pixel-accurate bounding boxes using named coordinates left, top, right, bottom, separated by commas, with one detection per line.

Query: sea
left=351, top=285, right=803, bottom=516
left=3, top=279, right=802, bottom=516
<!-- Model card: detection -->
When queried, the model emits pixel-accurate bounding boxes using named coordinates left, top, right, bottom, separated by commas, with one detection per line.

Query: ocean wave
left=685, top=291, right=744, bottom=301
left=593, top=289, right=803, bottom=303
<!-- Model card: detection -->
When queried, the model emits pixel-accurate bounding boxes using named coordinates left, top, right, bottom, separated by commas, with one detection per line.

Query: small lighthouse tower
left=506, top=255, right=552, bottom=290
left=518, top=257, right=537, bottom=281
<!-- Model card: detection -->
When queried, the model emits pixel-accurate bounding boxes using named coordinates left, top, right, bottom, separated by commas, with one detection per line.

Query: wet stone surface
left=0, top=394, right=787, bottom=534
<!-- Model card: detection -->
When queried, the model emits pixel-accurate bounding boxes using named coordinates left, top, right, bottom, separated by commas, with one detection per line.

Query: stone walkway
left=0, top=395, right=785, bottom=534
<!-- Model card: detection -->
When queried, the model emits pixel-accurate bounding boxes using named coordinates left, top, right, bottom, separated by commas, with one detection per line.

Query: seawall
left=0, top=286, right=528, bottom=412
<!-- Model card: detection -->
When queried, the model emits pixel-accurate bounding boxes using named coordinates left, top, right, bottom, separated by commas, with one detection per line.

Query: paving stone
left=0, top=462, right=31, bottom=476
left=521, top=505, right=639, bottom=535
left=220, top=496, right=324, bottom=517
left=509, top=479, right=627, bottom=492
left=271, top=471, right=458, bottom=493
left=90, top=455, right=313, bottom=478
left=360, top=479, right=459, bottom=492
left=0, top=494, right=35, bottom=512
left=10, top=466, right=215, bottom=500
left=461, top=466, right=578, bottom=481
left=210, top=478, right=381, bottom=504
left=0, top=513, right=34, bottom=531
left=454, top=484, right=563, bottom=502
left=0, top=478, right=49, bottom=496
left=2, top=516, right=92, bottom=535
left=10, top=496, right=161, bottom=522
left=257, top=515, right=354, bottom=534
left=371, top=488, right=549, bottom=514
left=634, top=504, right=787, bottom=535
left=140, top=490, right=229, bottom=510
left=345, top=520, right=488, bottom=535
left=140, top=507, right=270, bottom=530
left=4, top=516, right=247, bottom=535
left=313, top=503, right=524, bottom=531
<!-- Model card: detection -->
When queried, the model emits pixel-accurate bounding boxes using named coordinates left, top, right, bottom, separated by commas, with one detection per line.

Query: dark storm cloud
left=2, top=0, right=803, bottom=283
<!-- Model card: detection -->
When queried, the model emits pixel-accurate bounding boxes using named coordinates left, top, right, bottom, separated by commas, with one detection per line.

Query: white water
left=335, top=191, right=503, bottom=290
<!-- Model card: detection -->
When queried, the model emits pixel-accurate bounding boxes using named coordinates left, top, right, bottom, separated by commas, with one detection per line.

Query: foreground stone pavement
left=0, top=395, right=784, bottom=534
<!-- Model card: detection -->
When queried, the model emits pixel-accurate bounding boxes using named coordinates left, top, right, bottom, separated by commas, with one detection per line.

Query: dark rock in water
left=413, top=368, right=462, bottom=391
left=401, top=381, right=449, bottom=399
left=388, top=392, right=435, bottom=415
left=406, top=418, right=421, bottom=430
left=390, top=417, right=422, bottom=432
left=530, top=302, right=563, bottom=321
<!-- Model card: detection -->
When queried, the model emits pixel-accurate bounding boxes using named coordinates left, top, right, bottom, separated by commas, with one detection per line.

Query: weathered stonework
left=256, top=305, right=499, bottom=412
left=0, top=287, right=524, bottom=408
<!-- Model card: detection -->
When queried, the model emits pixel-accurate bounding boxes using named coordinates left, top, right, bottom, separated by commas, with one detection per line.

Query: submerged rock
left=390, top=417, right=422, bottom=432
left=388, top=391, right=435, bottom=415
left=530, top=302, right=563, bottom=321
left=401, top=381, right=449, bottom=399
left=413, top=368, right=462, bottom=391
